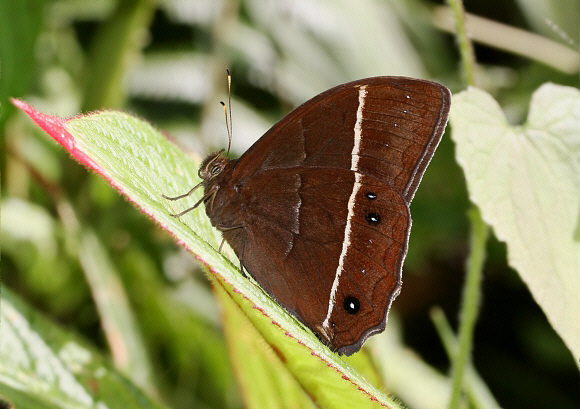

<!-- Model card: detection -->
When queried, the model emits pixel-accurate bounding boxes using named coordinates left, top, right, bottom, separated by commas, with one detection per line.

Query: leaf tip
left=11, top=98, right=72, bottom=148
left=10, top=97, right=29, bottom=112
left=12, top=99, right=104, bottom=174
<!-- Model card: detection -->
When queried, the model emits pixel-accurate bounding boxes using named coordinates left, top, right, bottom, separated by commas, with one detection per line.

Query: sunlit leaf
left=0, top=289, right=168, bottom=409
left=450, top=84, right=580, bottom=367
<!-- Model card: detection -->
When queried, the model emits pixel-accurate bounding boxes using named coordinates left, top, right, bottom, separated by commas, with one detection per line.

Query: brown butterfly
left=166, top=76, right=450, bottom=355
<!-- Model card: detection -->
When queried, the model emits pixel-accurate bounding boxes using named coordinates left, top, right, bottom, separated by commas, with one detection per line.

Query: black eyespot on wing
left=365, top=212, right=380, bottom=225
left=343, top=296, right=360, bottom=314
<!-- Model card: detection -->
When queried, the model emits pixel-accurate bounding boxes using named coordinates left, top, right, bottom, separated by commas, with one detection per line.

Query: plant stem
left=448, top=0, right=477, bottom=87
left=446, top=1, right=490, bottom=407
left=448, top=208, right=489, bottom=408
left=431, top=308, right=501, bottom=409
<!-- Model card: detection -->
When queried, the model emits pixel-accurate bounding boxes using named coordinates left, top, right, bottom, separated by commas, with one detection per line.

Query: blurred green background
left=1, top=0, right=578, bottom=408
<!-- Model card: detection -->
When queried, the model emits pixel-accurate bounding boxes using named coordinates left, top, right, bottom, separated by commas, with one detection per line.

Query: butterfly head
left=198, top=150, right=237, bottom=213
left=199, top=150, right=228, bottom=181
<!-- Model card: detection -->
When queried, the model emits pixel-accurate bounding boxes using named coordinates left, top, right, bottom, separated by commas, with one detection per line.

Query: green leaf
left=77, top=230, right=155, bottom=392
left=216, top=278, right=318, bottom=409
left=82, top=0, right=156, bottom=111
left=14, top=100, right=399, bottom=408
left=450, top=84, right=580, bottom=367
left=0, top=289, right=168, bottom=409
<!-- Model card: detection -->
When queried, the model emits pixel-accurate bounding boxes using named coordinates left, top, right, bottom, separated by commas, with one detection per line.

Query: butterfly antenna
left=219, top=70, right=234, bottom=155
left=220, top=101, right=229, bottom=142
left=226, top=69, right=233, bottom=155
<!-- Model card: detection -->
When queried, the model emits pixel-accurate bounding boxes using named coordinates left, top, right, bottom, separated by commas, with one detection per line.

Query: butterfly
left=165, top=76, right=450, bottom=355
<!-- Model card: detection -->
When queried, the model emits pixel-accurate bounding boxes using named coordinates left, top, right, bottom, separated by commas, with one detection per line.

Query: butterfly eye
left=211, top=164, right=222, bottom=175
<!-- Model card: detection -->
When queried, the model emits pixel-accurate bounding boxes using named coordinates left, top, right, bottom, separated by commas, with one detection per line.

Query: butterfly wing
left=219, top=77, right=450, bottom=354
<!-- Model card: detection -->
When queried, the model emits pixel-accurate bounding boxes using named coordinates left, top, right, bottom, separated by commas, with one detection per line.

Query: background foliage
left=1, top=0, right=578, bottom=408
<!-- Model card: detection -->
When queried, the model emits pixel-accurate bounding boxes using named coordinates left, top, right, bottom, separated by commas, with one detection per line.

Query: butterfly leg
left=218, top=236, right=247, bottom=277
left=167, top=195, right=206, bottom=217
left=162, top=180, right=203, bottom=201
left=217, top=224, right=248, bottom=278
left=164, top=185, right=218, bottom=217
left=218, top=238, right=227, bottom=253
left=238, top=237, right=247, bottom=278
